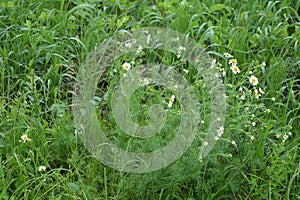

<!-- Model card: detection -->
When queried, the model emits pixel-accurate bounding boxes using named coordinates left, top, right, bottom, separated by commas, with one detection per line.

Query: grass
left=0, top=0, right=299, bottom=199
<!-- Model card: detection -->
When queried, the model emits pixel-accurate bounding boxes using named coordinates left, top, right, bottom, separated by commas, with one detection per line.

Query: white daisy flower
left=124, top=42, right=132, bottom=48
left=38, top=166, right=46, bottom=172
left=230, top=65, right=240, bottom=74
left=250, top=75, right=258, bottom=86
left=21, top=134, right=32, bottom=142
left=122, top=62, right=131, bottom=71
left=228, top=58, right=237, bottom=66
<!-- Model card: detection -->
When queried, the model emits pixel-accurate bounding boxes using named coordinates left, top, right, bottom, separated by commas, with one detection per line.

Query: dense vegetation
left=0, top=0, right=299, bottom=199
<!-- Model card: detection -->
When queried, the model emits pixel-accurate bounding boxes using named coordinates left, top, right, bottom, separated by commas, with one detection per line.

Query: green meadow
left=0, top=0, right=299, bottom=199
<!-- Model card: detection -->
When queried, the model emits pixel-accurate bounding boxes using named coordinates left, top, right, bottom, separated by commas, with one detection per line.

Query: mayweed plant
left=0, top=0, right=298, bottom=199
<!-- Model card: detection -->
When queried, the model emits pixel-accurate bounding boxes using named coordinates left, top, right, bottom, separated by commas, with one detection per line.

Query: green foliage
left=0, top=0, right=299, bottom=199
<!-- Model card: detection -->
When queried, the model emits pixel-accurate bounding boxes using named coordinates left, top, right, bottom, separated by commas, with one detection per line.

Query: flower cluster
left=253, top=87, right=264, bottom=99
left=276, top=131, right=292, bottom=143
left=229, top=58, right=240, bottom=74
left=224, top=53, right=261, bottom=87
left=176, top=46, right=186, bottom=58
left=215, top=126, right=224, bottom=141
left=224, top=53, right=240, bottom=74
left=146, top=34, right=151, bottom=44
left=136, top=45, right=143, bottom=54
